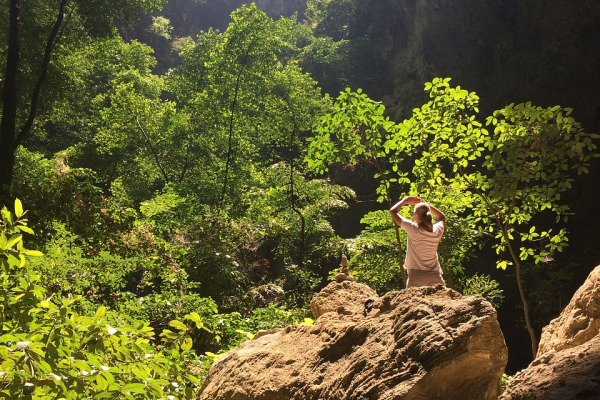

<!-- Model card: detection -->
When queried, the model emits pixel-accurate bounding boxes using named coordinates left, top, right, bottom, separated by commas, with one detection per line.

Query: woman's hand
left=402, top=196, right=422, bottom=206
left=390, top=195, right=421, bottom=215
left=390, top=195, right=421, bottom=227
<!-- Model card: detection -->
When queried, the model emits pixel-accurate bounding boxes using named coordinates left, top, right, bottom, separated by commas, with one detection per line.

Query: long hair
left=414, top=202, right=434, bottom=232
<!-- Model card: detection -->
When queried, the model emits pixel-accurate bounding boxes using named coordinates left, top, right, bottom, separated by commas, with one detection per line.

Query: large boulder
left=500, top=265, right=600, bottom=400
left=499, top=335, right=600, bottom=400
left=537, top=265, right=600, bottom=356
left=197, top=282, right=507, bottom=400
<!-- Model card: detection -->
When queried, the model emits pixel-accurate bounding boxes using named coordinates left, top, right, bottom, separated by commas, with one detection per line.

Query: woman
left=389, top=196, right=446, bottom=288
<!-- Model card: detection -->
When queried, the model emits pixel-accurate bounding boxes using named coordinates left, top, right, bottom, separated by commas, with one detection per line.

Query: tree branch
left=135, top=117, right=170, bottom=184
left=284, top=96, right=306, bottom=269
left=219, top=40, right=254, bottom=208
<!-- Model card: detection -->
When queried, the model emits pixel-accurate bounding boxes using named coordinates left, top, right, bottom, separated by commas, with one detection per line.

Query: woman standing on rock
left=389, top=196, right=445, bottom=288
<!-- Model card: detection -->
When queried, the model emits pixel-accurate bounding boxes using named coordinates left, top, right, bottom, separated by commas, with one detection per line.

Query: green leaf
left=181, top=336, right=193, bottom=351
left=0, top=334, right=18, bottom=342
left=95, top=373, right=109, bottom=391
left=93, top=392, right=114, bottom=399
left=168, top=320, right=188, bottom=332
left=5, top=234, right=22, bottom=249
left=95, top=306, right=107, bottom=319
left=186, top=312, right=202, bottom=323
left=6, top=252, right=20, bottom=267
left=14, top=199, right=23, bottom=218
left=20, top=249, right=43, bottom=257
left=186, top=374, right=201, bottom=385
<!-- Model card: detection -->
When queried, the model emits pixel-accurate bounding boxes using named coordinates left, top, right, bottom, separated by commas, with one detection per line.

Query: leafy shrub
left=345, top=210, right=404, bottom=292
left=0, top=200, right=203, bottom=399
left=11, top=149, right=105, bottom=246
left=458, top=273, right=504, bottom=309
left=207, top=304, right=312, bottom=352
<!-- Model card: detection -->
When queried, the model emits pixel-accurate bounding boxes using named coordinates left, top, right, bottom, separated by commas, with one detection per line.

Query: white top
left=399, top=216, right=444, bottom=274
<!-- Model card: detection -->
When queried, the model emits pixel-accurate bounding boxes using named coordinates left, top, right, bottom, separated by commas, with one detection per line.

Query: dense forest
left=1, top=0, right=599, bottom=398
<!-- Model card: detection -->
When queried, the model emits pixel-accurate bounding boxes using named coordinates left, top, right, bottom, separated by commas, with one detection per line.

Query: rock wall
left=197, top=282, right=508, bottom=400
left=357, top=0, right=600, bottom=134
left=156, top=0, right=305, bottom=36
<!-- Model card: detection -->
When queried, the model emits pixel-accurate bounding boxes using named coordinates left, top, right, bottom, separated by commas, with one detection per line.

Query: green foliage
left=306, top=77, right=598, bottom=357
left=305, top=0, right=354, bottom=40
left=167, top=5, right=329, bottom=209
left=89, top=71, right=189, bottom=200
left=10, top=7, right=339, bottom=346
left=501, top=374, right=514, bottom=389
left=403, top=77, right=599, bottom=270
left=118, top=291, right=216, bottom=332
left=295, top=36, right=351, bottom=95
left=302, top=0, right=391, bottom=93
left=243, top=163, right=353, bottom=268
left=400, top=77, right=600, bottom=355
left=458, top=273, right=504, bottom=309
left=0, top=200, right=202, bottom=399
left=11, top=149, right=105, bottom=246
left=138, top=186, right=186, bottom=236
left=28, top=225, right=139, bottom=299
left=208, top=304, right=311, bottom=351
left=306, top=87, right=478, bottom=288
left=149, top=16, right=173, bottom=39
left=0, top=0, right=167, bottom=197
left=345, top=211, right=402, bottom=292
left=307, top=88, right=408, bottom=204
left=0, top=199, right=43, bottom=272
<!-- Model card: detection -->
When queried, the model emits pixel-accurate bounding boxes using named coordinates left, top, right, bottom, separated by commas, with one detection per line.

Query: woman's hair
left=414, top=202, right=434, bottom=232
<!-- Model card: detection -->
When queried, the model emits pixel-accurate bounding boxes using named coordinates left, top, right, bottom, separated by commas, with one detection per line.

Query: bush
left=0, top=200, right=203, bottom=399
left=458, top=273, right=504, bottom=309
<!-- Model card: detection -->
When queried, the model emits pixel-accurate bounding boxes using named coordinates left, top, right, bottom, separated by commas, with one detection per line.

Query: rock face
left=500, top=265, right=600, bottom=400
left=537, top=265, right=600, bottom=356
left=197, top=282, right=507, bottom=400
left=153, top=0, right=305, bottom=36
left=360, top=0, right=600, bottom=134
left=499, top=336, right=600, bottom=400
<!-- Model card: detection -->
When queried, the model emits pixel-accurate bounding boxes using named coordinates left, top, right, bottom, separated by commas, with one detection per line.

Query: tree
left=0, top=0, right=165, bottom=198
left=306, top=88, right=410, bottom=284
left=168, top=5, right=329, bottom=210
left=400, top=77, right=600, bottom=357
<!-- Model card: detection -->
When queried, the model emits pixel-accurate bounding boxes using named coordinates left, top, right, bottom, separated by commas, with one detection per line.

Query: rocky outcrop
left=359, top=0, right=600, bottom=134
left=500, top=265, right=600, bottom=400
left=499, top=336, right=600, bottom=400
left=152, top=0, right=305, bottom=36
left=197, top=282, right=507, bottom=400
left=537, top=265, right=600, bottom=356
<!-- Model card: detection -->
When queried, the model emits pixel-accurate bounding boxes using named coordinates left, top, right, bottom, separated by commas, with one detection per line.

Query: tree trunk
left=219, top=43, right=253, bottom=209
left=0, top=0, right=68, bottom=200
left=504, top=229, right=539, bottom=357
left=286, top=99, right=305, bottom=269
left=370, top=154, right=406, bottom=286
left=15, top=0, right=68, bottom=148
left=0, top=0, right=21, bottom=199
